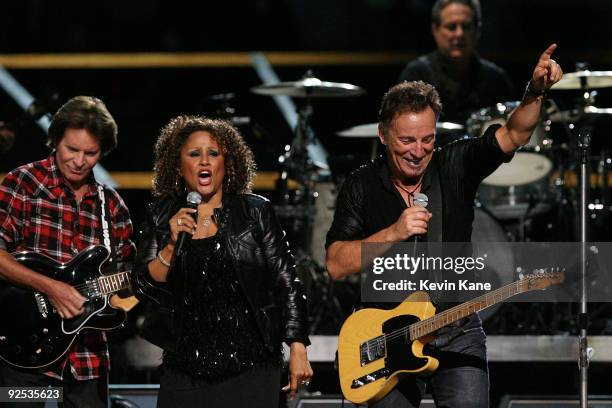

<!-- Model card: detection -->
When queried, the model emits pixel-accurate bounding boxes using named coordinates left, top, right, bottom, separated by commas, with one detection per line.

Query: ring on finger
left=177, top=218, right=182, bottom=226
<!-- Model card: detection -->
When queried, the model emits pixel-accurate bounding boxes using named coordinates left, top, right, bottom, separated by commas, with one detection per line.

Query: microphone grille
left=186, top=191, right=202, bottom=206
left=413, top=193, right=428, bottom=208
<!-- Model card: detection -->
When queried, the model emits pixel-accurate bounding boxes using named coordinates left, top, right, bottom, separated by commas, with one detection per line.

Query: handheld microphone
left=413, top=193, right=428, bottom=209
left=174, top=191, right=202, bottom=256
left=412, top=193, right=429, bottom=253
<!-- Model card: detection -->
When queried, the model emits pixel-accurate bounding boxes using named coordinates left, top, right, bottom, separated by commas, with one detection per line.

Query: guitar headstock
left=520, top=267, right=565, bottom=291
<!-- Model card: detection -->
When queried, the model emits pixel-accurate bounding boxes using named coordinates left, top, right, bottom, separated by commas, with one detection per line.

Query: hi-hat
left=337, top=121, right=464, bottom=138
left=552, top=71, right=612, bottom=90
left=549, top=105, right=612, bottom=122
left=251, top=76, right=365, bottom=98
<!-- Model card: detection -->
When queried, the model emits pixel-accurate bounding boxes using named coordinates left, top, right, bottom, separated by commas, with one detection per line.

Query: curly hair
left=378, top=80, right=442, bottom=137
left=152, top=115, right=256, bottom=197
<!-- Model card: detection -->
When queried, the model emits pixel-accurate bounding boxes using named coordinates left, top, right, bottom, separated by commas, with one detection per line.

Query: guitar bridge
left=360, top=335, right=386, bottom=366
left=34, top=292, right=48, bottom=318
left=85, top=279, right=101, bottom=299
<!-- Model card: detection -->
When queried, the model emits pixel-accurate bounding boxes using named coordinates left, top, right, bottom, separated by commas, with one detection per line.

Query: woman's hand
left=168, top=207, right=197, bottom=246
left=282, top=342, right=313, bottom=399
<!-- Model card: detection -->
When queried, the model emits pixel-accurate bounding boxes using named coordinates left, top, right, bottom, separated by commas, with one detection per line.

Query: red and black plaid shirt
left=0, top=153, right=135, bottom=380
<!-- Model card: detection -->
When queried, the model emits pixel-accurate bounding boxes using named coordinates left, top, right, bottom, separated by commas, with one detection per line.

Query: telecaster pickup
left=360, top=336, right=386, bottom=366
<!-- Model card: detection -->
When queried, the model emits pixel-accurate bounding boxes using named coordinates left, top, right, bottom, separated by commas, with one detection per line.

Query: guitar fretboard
left=408, top=278, right=528, bottom=340
left=97, top=271, right=131, bottom=295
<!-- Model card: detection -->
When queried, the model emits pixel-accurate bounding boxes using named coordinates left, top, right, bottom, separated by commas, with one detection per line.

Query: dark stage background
left=2, top=1, right=612, bottom=406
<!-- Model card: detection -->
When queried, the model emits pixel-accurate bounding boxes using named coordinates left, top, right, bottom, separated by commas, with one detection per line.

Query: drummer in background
left=398, top=0, right=513, bottom=143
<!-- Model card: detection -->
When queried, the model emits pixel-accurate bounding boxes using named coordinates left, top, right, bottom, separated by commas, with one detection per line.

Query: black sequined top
left=164, top=234, right=281, bottom=381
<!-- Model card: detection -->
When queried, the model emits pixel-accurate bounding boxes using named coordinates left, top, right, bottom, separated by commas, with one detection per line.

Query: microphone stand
left=577, top=122, right=590, bottom=408
left=575, top=65, right=592, bottom=408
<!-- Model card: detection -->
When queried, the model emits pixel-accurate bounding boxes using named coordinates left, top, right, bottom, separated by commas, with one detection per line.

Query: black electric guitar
left=337, top=268, right=564, bottom=405
left=0, top=245, right=136, bottom=369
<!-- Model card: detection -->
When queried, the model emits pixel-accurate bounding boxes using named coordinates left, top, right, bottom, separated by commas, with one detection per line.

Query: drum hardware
left=209, top=92, right=252, bottom=126
left=551, top=64, right=612, bottom=236
left=549, top=105, right=612, bottom=124
left=252, top=71, right=365, bottom=334
left=470, top=101, right=554, bottom=221
left=251, top=72, right=366, bottom=98
left=337, top=121, right=464, bottom=138
left=252, top=70, right=366, bottom=241
left=597, top=149, right=610, bottom=207
left=296, top=255, right=347, bottom=335
left=471, top=207, right=515, bottom=322
left=551, top=69, right=612, bottom=90
left=336, top=121, right=464, bottom=160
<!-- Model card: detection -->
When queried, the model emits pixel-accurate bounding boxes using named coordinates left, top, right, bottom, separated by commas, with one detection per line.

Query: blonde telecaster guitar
left=337, top=268, right=564, bottom=405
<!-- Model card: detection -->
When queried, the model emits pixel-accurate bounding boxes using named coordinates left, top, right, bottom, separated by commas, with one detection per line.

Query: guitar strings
left=376, top=274, right=553, bottom=346
left=68, top=272, right=130, bottom=296
left=368, top=278, right=534, bottom=346
left=379, top=280, right=522, bottom=345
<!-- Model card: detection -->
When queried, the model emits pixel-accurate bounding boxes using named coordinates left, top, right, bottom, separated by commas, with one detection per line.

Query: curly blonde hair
left=152, top=115, right=256, bottom=197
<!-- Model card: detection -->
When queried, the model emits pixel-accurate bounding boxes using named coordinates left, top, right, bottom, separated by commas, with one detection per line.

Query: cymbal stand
left=276, top=94, right=319, bottom=250
left=275, top=81, right=346, bottom=333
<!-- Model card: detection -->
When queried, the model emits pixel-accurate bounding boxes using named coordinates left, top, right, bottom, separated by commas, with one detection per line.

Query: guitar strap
left=96, top=184, right=118, bottom=275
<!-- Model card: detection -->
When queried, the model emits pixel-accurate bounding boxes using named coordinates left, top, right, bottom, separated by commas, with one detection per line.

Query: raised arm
left=496, top=43, right=564, bottom=154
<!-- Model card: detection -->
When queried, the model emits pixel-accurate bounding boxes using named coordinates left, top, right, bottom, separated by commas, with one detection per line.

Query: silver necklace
left=201, top=215, right=212, bottom=227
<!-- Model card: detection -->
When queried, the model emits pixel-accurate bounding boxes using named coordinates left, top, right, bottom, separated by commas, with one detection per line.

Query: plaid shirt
left=0, top=153, right=135, bottom=380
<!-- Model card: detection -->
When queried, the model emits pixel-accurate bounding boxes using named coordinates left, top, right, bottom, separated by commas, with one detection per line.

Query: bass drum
left=471, top=208, right=515, bottom=322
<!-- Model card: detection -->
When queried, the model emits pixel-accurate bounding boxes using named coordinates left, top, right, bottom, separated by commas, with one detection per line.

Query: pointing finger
left=539, top=43, right=557, bottom=62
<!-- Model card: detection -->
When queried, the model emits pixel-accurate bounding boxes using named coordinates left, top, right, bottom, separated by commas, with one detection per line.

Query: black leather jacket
left=133, top=192, right=310, bottom=352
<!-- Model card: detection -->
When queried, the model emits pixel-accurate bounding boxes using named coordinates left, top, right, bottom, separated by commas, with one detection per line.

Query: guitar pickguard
left=382, top=314, right=428, bottom=373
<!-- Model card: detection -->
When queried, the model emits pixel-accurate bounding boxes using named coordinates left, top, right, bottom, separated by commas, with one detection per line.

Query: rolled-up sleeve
left=325, top=173, right=365, bottom=249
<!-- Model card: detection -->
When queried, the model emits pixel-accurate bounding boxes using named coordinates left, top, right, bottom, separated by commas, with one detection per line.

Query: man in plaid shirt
left=0, top=96, right=135, bottom=407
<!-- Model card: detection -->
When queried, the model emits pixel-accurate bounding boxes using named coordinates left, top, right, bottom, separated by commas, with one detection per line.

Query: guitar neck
left=408, top=278, right=529, bottom=340
left=96, top=271, right=131, bottom=295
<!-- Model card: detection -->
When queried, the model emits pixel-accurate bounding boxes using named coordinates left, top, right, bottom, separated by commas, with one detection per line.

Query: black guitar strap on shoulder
left=96, top=184, right=118, bottom=276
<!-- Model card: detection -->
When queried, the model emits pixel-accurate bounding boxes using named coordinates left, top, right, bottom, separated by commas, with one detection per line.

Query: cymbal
left=337, top=121, right=464, bottom=138
left=552, top=71, right=612, bottom=90
left=549, top=105, right=612, bottom=122
left=251, top=76, right=365, bottom=98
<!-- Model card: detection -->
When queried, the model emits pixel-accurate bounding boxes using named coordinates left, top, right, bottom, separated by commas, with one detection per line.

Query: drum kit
left=248, top=66, right=612, bottom=334
left=252, top=72, right=366, bottom=333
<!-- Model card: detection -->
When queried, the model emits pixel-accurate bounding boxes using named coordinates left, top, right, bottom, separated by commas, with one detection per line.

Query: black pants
left=158, top=365, right=281, bottom=408
left=0, top=363, right=108, bottom=408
